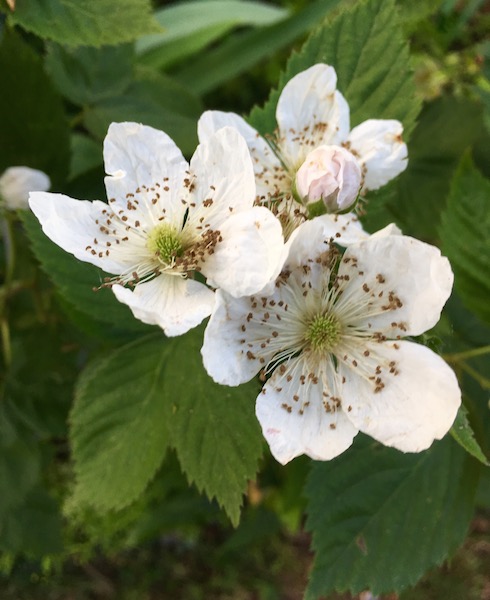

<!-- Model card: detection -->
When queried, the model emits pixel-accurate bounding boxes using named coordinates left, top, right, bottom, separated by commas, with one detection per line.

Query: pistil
left=147, top=224, right=183, bottom=264
left=305, top=312, right=341, bottom=353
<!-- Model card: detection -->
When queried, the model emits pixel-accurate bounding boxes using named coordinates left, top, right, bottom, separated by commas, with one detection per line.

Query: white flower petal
left=285, top=213, right=368, bottom=272
left=256, top=357, right=358, bottom=464
left=189, top=126, right=255, bottom=223
left=276, top=64, right=350, bottom=167
left=198, top=110, right=289, bottom=202
left=112, top=275, right=215, bottom=336
left=201, top=290, right=268, bottom=386
left=0, top=166, right=50, bottom=210
left=28, top=192, right=135, bottom=274
left=337, top=235, right=454, bottom=337
left=104, top=122, right=189, bottom=226
left=370, top=222, right=402, bottom=238
left=197, top=111, right=265, bottom=154
left=203, top=206, right=285, bottom=297
left=341, top=340, right=460, bottom=452
left=347, top=119, right=408, bottom=190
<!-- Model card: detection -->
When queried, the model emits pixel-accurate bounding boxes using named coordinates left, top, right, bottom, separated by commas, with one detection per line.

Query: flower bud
left=0, top=166, right=51, bottom=211
left=295, top=145, right=361, bottom=212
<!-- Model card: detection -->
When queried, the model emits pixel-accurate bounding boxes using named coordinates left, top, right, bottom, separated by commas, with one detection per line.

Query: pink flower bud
left=295, top=145, right=361, bottom=212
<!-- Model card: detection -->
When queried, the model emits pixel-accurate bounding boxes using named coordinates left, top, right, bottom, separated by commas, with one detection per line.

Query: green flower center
left=305, top=313, right=341, bottom=353
left=147, top=224, right=183, bottom=264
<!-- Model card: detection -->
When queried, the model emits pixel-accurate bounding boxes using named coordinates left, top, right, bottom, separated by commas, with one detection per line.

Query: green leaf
left=0, top=403, right=41, bottom=516
left=265, top=455, right=310, bottom=532
left=0, top=486, right=63, bottom=556
left=6, top=0, right=161, bottom=47
left=218, top=506, right=282, bottom=556
left=71, top=335, right=172, bottom=512
left=163, top=327, right=263, bottom=526
left=396, top=0, right=443, bottom=30
left=45, top=43, right=134, bottom=106
left=439, top=154, right=490, bottom=323
left=151, top=0, right=288, bottom=45
left=22, top=210, right=152, bottom=335
left=250, top=0, right=421, bottom=140
left=445, top=293, right=490, bottom=348
left=137, top=22, right=232, bottom=70
left=176, top=0, right=344, bottom=96
left=451, top=404, right=489, bottom=465
left=5, top=325, right=75, bottom=439
left=358, top=182, right=398, bottom=233
left=83, top=67, right=202, bottom=156
left=122, top=455, right=218, bottom=547
left=477, top=467, right=490, bottom=509
left=305, top=437, right=480, bottom=597
left=0, top=29, right=69, bottom=186
left=69, top=134, right=103, bottom=181
left=387, top=97, right=484, bottom=240
left=71, top=330, right=263, bottom=525
left=136, top=0, right=289, bottom=69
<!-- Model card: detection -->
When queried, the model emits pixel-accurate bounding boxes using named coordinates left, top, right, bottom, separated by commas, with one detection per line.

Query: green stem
left=0, top=279, right=33, bottom=301
left=459, top=362, right=490, bottom=390
left=0, top=214, right=15, bottom=368
left=69, top=109, right=86, bottom=129
left=0, top=319, right=11, bottom=368
left=1, top=215, right=15, bottom=285
left=444, top=345, right=490, bottom=362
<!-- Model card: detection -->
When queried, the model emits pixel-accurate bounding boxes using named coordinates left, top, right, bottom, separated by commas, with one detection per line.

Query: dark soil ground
left=1, top=511, right=489, bottom=600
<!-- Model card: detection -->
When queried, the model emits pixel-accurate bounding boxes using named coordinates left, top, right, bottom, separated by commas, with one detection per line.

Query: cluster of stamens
left=252, top=115, right=364, bottom=240
left=278, top=118, right=336, bottom=167
left=268, top=197, right=307, bottom=240
left=85, top=172, right=227, bottom=289
left=234, top=240, right=406, bottom=419
left=173, top=228, right=222, bottom=273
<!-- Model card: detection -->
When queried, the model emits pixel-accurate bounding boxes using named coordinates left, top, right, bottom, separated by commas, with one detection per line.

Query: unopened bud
left=0, top=166, right=51, bottom=211
left=295, top=145, right=361, bottom=212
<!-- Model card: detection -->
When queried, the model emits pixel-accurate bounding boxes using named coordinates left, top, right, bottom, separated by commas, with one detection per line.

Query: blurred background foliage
left=0, top=0, right=489, bottom=598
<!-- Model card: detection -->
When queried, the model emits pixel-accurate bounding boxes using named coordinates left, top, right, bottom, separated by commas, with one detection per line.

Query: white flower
left=0, top=166, right=50, bottom=210
left=202, top=218, right=460, bottom=464
left=29, top=122, right=284, bottom=336
left=198, top=64, right=407, bottom=213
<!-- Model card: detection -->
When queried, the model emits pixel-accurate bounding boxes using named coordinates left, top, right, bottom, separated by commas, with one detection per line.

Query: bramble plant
left=0, top=0, right=489, bottom=598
